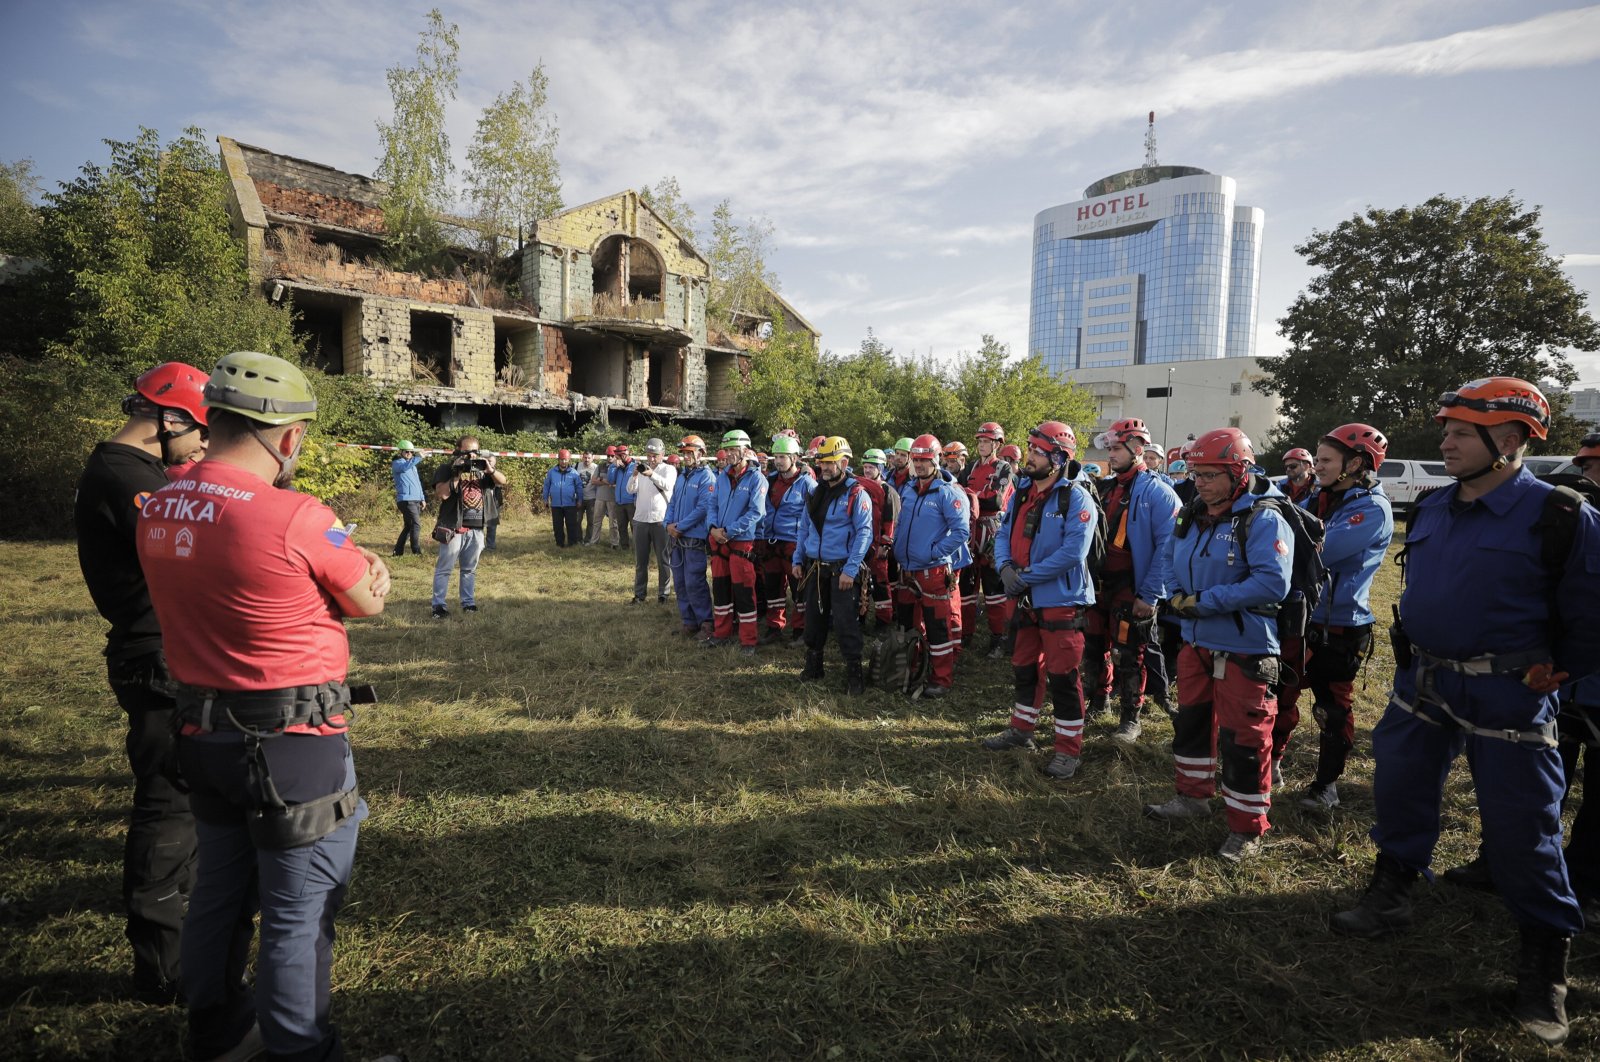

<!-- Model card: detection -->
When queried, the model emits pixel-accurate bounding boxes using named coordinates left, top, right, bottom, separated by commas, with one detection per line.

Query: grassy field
left=2, top=516, right=1592, bottom=1060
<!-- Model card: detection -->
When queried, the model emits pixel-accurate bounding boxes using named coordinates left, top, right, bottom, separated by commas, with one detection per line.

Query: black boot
left=1331, top=852, right=1416, bottom=938
left=1112, top=700, right=1143, bottom=743
left=1514, top=924, right=1570, bottom=1046
left=845, top=660, right=865, bottom=696
left=987, top=632, right=1011, bottom=660
left=1086, top=696, right=1109, bottom=723
left=800, top=649, right=824, bottom=682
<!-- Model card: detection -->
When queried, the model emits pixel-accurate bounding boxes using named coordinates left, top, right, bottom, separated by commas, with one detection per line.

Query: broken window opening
left=646, top=347, right=683, bottom=408
left=410, top=310, right=455, bottom=386
left=290, top=298, right=348, bottom=375
left=565, top=331, right=628, bottom=400
left=704, top=351, right=739, bottom=410
left=493, top=322, right=532, bottom=389
left=591, top=235, right=664, bottom=320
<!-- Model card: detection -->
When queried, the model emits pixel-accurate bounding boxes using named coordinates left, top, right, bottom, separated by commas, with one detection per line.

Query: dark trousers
left=803, top=562, right=864, bottom=661
left=633, top=521, right=671, bottom=598
left=393, top=500, right=423, bottom=555
left=551, top=505, right=580, bottom=547
left=108, top=653, right=197, bottom=996
left=616, top=502, right=635, bottom=548
left=1559, top=704, right=1600, bottom=904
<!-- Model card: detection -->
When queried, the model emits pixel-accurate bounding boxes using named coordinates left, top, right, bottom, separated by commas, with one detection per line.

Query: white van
left=1377, top=459, right=1454, bottom=511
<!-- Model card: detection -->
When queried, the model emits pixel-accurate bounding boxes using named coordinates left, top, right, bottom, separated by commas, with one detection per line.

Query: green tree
left=464, top=62, right=562, bottom=262
left=950, top=335, right=1100, bottom=445
left=375, top=8, right=459, bottom=273
left=1258, top=193, right=1600, bottom=458
left=1, top=126, right=301, bottom=535
left=0, top=158, right=42, bottom=256
left=639, top=176, right=697, bottom=243
left=705, top=198, right=777, bottom=334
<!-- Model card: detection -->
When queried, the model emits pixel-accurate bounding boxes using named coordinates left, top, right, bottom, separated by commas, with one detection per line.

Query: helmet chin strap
left=1453, top=425, right=1509, bottom=483
left=249, top=424, right=303, bottom=483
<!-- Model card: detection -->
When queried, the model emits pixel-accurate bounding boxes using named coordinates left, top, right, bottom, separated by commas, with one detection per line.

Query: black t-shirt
left=75, top=442, right=169, bottom=660
left=434, top=460, right=500, bottom=529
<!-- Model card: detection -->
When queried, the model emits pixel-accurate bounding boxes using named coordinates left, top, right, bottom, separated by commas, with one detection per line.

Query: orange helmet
left=1575, top=432, right=1600, bottom=466
left=679, top=434, right=706, bottom=453
left=976, top=421, right=1005, bottom=442
left=999, top=443, right=1022, bottom=462
left=1028, top=420, right=1077, bottom=460
left=1104, top=416, right=1151, bottom=449
left=1282, top=447, right=1312, bottom=465
left=942, top=441, right=968, bottom=459
left=1320, top=424, right=1388, bottom=471
left=908, top=434, right=941, bottom=459
left=1435, top=377, right=1550, bottom=440
left=1186, top=427, right=1255, bottom=477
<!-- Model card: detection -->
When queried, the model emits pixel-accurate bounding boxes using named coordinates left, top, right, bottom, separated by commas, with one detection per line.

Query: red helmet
left=1319, top=424, right=1388, bottom=471
left=1435, top=377, right=1550, bottom=440
left=615, top=444, right=630, bottom=456
left=808, top=435, right=826, bottom=455
left=557, top=448, right=570, bottom=460
left=604, top=445, right=617, bottom=457
left=1575, top=432, right=1600, bottom=465
left=976, top=422, right=1005, bottom=442
left=1186, top=427, right=1255, bottom=477
left=665, top=453, right=681, bottom=466
left=1104, top=416, right=1151, bottom=449
left=908, top=434, right=941, bottom=459
left=1166, top=446, right=1182, bottom=466
left=131, top=361, right=209, bottom=425
left=715, top=448, right=728, bottom=461
left=942, top=441, right=968, bottom=459
left=777, top=428, right=800, bottom=440
left=999, top=443, right=1022, bottom=462
left=1028, top=420, right=1076, bottom=459
left=1282, top=447, right=1312, bottom=465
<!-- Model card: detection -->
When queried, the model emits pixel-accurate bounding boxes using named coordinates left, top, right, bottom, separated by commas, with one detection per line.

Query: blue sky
left=3, top=0, right=1598, bottom=385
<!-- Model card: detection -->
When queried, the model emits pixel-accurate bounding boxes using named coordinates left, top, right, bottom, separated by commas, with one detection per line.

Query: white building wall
left=1069, top=355, right=1283, bottom=462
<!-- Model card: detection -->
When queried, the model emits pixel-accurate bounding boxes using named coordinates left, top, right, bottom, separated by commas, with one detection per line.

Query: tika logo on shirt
left=175, top=527, right=194, bottom=558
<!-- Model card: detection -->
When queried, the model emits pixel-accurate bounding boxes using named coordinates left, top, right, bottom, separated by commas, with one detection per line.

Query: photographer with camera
left=430, top=435, right=505, bottom=618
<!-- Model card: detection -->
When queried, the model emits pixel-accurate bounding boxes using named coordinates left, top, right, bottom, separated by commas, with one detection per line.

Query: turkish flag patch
left=1079, top=510, right=1092, bottom=522
left=1349, top=512, right=1365, bottom=525
left=953, top=497, right=963, bottom=512
left=1274, top=539, right=1289, bottom=555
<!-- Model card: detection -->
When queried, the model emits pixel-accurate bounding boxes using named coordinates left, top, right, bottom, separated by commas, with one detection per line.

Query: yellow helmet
left=815, top=436, right=852, bottom=463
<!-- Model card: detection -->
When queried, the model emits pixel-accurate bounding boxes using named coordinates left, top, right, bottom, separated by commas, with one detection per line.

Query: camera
left=455, top=453, right=489, bottom=472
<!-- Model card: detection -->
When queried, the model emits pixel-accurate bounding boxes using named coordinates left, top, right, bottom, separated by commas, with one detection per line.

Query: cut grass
left=1, top=525, right=1591, bottom=1059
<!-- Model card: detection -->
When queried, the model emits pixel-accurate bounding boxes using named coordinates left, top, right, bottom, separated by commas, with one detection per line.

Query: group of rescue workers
left=77, top=350, right=1600, bottom=1056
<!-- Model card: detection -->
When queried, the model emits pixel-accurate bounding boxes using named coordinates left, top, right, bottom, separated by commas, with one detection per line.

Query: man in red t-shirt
left=138, top=352, right=388, bottom=1062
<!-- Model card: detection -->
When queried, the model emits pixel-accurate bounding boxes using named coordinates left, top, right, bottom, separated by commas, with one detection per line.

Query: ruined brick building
left=219, top=137, right=817, bottom=432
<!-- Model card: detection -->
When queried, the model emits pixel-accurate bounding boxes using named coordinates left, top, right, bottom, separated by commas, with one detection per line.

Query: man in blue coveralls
left=1331, top=377, right=1600, bottom=1047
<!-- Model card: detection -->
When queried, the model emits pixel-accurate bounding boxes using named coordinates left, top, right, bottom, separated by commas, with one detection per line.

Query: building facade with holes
left=218, top=136, right=816, bottom=432
left=1027, top=163, right=1281, bottom=458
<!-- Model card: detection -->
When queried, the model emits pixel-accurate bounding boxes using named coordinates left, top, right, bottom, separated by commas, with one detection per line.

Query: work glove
left=1167, top=592, right=1202, bottom=618
left=1000, top=563, right=1028, bottom=597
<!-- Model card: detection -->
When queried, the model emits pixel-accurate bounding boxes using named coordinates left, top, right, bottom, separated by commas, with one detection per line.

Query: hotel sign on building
left=1073, top=190, right=1156, bottom=235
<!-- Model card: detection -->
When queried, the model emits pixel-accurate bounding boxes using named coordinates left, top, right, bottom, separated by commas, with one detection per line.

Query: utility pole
left=1162, top=365, right=1174, bottom=447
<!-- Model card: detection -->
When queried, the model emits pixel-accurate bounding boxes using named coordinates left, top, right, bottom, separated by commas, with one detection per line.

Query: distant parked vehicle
left=1377, top=458, right=1454, bottom=511
left=1524, top=456, right=1578, bottom=478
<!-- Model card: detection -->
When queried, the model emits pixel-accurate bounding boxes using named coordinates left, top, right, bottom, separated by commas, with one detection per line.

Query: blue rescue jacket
left=795, top=475, right=873, bottom=578
left=712, top=464, right=766, bottom=541
left=894, top=469, right=972, bottom=573
left=1103, top=470, right=1179, bottom=604
left=612, top=462, right=638, bottom=505
left=763, top=470, right=815, bottom=543
left=994, top=474, right=1096, bottom=609
left=1399, top=468, right=1600, bottom=676
left=1305, top=481, right=1393, bottom=627
left=666, top=463, right=715, bottom=539
left=1165, top=484, right=1294, bottom=655
left=542, top=465, right=583, bottom=508
left=391, top=454, right=424, bottom=502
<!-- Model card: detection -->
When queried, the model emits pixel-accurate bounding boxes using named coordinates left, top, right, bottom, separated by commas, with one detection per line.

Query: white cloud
left=1563, top=254, right=1600, bottom=268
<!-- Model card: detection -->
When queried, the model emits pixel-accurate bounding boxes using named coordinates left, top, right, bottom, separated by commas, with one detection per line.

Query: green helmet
left=862, top=448, right=886, bottom=465
left=770, top=436, right=801, bottom=456
left=722, top=428, right=751, bottom=447
left=395, top=439, right=414, bottom=451
left=893, top=437, right=914, bottom=453
left=203, top=352, right=318, bottom=425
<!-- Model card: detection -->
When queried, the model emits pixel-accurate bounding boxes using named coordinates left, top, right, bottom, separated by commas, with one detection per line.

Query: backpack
left=1172, top=475, right=1327, bottom=641
left=1017, top=466, right=1108, bottom=591
left=1397, top=472, right=1598, bottom=579
left=868, top=624, right=930, bottom=697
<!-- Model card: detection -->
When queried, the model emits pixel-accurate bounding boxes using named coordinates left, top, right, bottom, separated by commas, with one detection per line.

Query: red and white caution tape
left=333, top=442, right=565, bottom=458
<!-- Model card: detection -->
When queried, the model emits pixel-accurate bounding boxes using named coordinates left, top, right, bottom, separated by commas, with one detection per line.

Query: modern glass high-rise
left=1029, top=165, right=1264, bottom=373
